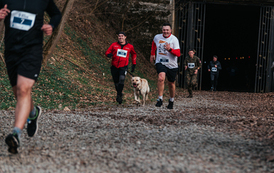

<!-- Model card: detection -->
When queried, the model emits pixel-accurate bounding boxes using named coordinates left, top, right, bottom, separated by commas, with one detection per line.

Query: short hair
left=213, top=55, right=218, bottom=59
left=118, top=31, right=126, bottom=36
left=162, top=23, right=172, bottom=29
left=188, top=49, right=196, bottom=53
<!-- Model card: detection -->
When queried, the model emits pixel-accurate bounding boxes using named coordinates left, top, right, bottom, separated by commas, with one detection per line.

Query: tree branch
left=43, top=0, right=75, bottom=65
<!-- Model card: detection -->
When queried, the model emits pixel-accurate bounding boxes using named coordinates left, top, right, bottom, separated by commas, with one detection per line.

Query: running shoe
left=5, top=133, right=20, bottom=154
left=116, top=95, right=123, bottom=104
left=155, top=99, right=163, bottom=107
left=167, top=100, right=174, bottom=109
left=27, top=106, right=42, bottom=137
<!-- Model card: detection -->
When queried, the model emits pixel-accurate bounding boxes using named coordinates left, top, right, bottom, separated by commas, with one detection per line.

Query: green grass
left=0, top=24, right=159, bottom=110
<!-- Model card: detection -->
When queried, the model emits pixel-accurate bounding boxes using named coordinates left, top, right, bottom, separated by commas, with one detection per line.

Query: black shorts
left=156, top=63, right=178, bottom=82
left=5, top=45, right=43, bottom=87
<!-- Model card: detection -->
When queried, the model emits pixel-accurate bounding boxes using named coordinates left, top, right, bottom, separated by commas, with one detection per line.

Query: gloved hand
left=131, top=64, right=136, bottom=73
left=107, top=53, right=113, bottom=58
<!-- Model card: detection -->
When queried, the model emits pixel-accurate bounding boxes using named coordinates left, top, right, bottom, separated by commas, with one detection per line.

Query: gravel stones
left=0, top=91, right=273, bottom=172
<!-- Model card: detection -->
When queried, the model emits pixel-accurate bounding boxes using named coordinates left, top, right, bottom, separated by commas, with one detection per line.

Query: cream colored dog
left=131, top=76, right=150, bottom=106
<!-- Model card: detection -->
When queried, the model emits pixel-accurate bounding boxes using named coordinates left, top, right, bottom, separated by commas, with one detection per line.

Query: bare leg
left=157, top=72, right=166, bottom=97
left=168, top=81, right=176, bottom=99
left=14, top=75, right=35, bottom=130
left=12, top=86, right=34, bottom=115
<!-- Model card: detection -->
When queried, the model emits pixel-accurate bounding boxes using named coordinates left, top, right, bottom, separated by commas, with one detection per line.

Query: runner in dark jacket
left=208, top=55, right=222, bottom=91
left=0, top=0, right=61, bottom=154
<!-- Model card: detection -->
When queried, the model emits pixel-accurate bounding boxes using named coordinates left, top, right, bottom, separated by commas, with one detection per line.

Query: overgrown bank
left=0, top=0, right=174, bottom=110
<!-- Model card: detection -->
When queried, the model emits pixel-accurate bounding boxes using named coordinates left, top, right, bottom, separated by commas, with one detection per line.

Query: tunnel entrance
left=202, top=4, right=260, bottom=92
left=176, top=1, right=274, bottom=92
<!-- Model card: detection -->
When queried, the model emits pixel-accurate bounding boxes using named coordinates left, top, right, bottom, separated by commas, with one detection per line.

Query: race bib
left=159, top=57, right=169, bottom=63
left=117, top=49, right=128, bottom=58
left=212, top=67, right=217, bottom=72
left=10, top=10, right=36, bottom=31
left=188, top=63, right=195, bottom=69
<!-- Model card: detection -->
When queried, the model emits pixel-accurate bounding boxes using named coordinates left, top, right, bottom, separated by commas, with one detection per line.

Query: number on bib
left=10, top=10, right=36, bottom=31
left=188, top=63, right=195, bottom=69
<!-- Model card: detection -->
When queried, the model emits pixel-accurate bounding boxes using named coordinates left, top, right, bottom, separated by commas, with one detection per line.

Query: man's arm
left=165, top=37, right=181, bottom=57
left=164, top=43, right=180, bottom=57
left=130, top=46, right=137, bottom=72
left=168, top=48, right=180, bottom=57
left=194, top=57, right=202, bottom=74
left=131, top=45, right=137, bottom=65
left=217, top=62, right=222, bottom=70
left=197, top=58, right=202, bottom=69
left=43, top=0, right=62, bottom=35
left=150, top=40, right=156, bottom=63
left=46, top=0, right=62, bottom=29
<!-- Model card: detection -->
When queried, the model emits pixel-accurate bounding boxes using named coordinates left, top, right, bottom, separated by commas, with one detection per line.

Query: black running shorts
left=156, top=63, right=178, bottom=82
left=5, top=45, right=43, bottom=87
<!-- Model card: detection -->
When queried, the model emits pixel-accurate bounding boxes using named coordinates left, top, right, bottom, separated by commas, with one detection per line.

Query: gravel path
left=0, top=91, right=274, bottom=173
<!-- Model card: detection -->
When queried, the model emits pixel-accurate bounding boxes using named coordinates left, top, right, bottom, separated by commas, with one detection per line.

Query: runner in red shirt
left=105, top=32, right=137, bottom=104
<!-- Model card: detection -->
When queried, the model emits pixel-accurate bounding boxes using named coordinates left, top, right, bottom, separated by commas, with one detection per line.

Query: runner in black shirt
left=208, top=55, right=222, bottom=91
left=0, top=0, right=61, bottom=154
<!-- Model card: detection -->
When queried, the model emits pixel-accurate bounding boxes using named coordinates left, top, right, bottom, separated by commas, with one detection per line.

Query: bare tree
left=43, top=0, right=75, bottom=64
left=0, top=21, right=4, bottom=64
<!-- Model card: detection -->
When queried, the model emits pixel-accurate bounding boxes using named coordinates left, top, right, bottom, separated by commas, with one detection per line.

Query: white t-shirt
left=153, top=34, right=180, bottom=69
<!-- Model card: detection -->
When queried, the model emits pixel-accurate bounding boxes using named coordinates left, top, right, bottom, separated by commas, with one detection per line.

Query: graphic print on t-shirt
left=158, top=40, right=169, bottom=64
left=158, top=40, right=168, bottom=55
left=153, top=34, right=180, bottom=68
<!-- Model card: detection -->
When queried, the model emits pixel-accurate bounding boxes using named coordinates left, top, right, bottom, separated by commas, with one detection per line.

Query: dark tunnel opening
left=202, top=4, right=260, bottom=92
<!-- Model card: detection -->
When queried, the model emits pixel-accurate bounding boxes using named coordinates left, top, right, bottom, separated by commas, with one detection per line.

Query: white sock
left=158, top=96, right=163, bottom=100
left=170, top=98, right=174, bottom=102
left=13, top=127, right=22, bottom=139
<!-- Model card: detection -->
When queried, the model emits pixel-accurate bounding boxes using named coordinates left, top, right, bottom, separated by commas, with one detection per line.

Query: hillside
left=0, top=0, right=175, bottom=110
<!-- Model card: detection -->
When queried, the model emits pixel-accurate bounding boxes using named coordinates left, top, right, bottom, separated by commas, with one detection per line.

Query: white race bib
left=117, top=49, right=128, bottom=58
left=188, top=63, right=195, bottom=69
left=10, top=10, right=36, bottom=31
left=211, top=67, right=217, bottom=72
left=159, top=57, right=169, bottom=64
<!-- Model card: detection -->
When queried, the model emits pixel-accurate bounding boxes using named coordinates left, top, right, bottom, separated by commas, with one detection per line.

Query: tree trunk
left=43, top=0, right=75, bottom=65
left=0, top=21, right=5, bottom=64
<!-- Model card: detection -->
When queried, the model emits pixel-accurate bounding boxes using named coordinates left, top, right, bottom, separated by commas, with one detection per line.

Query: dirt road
left=0, top=91, right=274, bottom=173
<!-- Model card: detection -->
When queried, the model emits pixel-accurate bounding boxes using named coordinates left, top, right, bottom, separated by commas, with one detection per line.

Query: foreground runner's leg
left=6, top=75, right=35, bottom=154
left=5, top=127, right=21, bottom=154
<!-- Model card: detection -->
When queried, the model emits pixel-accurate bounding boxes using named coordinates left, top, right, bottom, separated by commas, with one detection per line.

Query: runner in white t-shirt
left=150, top=23, right=181, bottom=109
